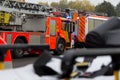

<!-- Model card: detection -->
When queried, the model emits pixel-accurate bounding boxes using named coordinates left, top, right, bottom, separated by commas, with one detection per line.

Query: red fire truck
left=0, top=0, right=49, bottom=58
left=0, top=36, right=49, bottom=70
left=0, top=36, right=12, bottom=70
left=73, top=13, right=108, bottom=48
left=45, top=16, right=75, bottom=54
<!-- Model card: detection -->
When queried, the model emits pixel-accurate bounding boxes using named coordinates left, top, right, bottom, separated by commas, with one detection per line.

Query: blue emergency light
left=66, top=15, right=72, bottom=19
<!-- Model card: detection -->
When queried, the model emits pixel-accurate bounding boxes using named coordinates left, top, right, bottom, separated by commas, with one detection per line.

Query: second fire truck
left=73, top=12, right=108, bottom=48
left=45, top=9, right=108, bottom=54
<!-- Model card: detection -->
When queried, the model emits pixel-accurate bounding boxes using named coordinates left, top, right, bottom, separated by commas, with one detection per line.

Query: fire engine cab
left=45, top=16, right=75, bottom=54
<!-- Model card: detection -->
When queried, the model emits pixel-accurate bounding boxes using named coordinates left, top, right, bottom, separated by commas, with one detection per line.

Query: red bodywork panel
left=0, top=31, right=42, bottom=44
left=0, top=32, right=29, bottom=44
left=45, top=17, right=58, bottom=49
left=45, top=16, right=72, bottom=50
left=0, top=36, right=12, bottom=62
left=0, top=31, right=42, bottom=55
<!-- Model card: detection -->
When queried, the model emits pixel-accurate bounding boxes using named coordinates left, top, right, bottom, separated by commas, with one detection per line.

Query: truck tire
left=54, top=39, right=65, bottom=55
left=12, top=38, right=25, bottom=58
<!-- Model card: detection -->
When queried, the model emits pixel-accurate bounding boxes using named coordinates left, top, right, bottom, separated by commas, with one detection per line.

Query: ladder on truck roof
left=0, top=0, right=49, bottom=15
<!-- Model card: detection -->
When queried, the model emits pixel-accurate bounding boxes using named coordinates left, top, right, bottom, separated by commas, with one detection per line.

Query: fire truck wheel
left=54, top=39, right=65, bottom=55
left=12, top=38, right=25, bottom=58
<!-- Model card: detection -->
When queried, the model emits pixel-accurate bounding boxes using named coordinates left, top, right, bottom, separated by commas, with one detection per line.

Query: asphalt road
left=12, top=55, right=39, bottom=68
left=12, top=51, right=54, bottom=68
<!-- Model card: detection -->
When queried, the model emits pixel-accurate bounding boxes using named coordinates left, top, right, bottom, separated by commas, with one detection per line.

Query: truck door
left=45, top=17, right=57, bottom=50
left=63, top=21, right=75, bottom=47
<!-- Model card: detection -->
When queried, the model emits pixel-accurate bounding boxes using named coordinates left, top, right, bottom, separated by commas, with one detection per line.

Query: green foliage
left=51, top=2, right=59, bottom=8
left=58, top=0, right=68, bottom=10
left=38, top=2, right=49, bottom=7
left=67, top=0, right=95, bottom=11
left=95, top=1, right=116, bottom=17
left=50, top=0, right=95, bottom=11
left=80, top=0, right=95, bottom=11
left=116, top=2, right=120, bottom=16
left=38, top=0, right=120, bottom=17
left=68, top=0, right=82, bottom=10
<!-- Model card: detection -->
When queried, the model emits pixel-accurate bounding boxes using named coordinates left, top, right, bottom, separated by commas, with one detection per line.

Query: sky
left=26, top=0, right=120, bottom=6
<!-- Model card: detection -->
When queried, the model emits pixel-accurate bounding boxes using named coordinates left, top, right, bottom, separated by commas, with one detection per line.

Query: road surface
left=12, top=51, right=54, bottom=68
left=12, top=55, right=39, bottom=68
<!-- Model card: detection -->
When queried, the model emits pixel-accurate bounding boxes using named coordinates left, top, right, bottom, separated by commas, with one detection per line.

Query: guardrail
left=61, top=48, right=120, bottom=80
left=0, top=44, right=49, bottom=62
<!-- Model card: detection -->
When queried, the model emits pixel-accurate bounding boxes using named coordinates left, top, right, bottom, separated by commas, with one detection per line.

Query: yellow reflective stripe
left=114, top=70, right=119, bottom=80
left=65, top=31, right=70, bottom=43
left=70, top=72, right=79, bottom=77
left=0, top=62, right=4, bottom=70
left=76, top=62, right=89, bottom=67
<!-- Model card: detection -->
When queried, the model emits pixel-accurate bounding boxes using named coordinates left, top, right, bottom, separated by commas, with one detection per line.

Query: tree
left=50, top=0, right=95, bottom=12
left=58, top=0, right=68, bottom=10
left=68, top=0, right=95, bottom=11
left=68, top=1, right=75, bottom=9
left=38, top=2, right=49, bottom=7
left=116, top=2, right=120, bottom=16
left=51, top=2, right=59, bottom=8
left=68, top=0, right=83, bottom=10
left=95, top=1, right=116, bottom=16
left=81, top=0, right=95, bottom=11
